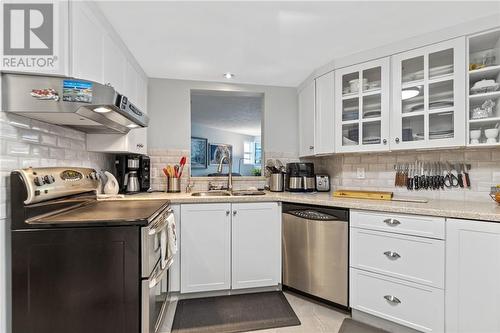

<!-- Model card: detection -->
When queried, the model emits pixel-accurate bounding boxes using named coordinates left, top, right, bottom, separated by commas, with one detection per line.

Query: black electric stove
left=10, top=167, right=172, bottom=333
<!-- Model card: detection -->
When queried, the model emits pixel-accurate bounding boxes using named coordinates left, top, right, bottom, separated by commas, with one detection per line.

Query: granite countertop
left=111, top=191, right=500, bottom=223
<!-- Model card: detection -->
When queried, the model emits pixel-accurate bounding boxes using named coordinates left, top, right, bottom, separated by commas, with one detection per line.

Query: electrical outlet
left=356, top=167, right=365, bottom=179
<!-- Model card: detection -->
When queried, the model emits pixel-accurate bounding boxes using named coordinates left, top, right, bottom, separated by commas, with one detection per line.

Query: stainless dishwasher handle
left=383, top=218, right=401, bottom=226
left=383, top=251, right=401, bottom=259
left=384, top=295, right=401, bottom=304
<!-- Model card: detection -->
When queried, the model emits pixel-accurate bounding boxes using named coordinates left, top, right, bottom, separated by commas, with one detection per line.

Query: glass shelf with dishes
left=335, top=57, right=390, bottom=152
left=467, top=28, right=500, bottom=146
left=392, top=37, right=465, bottom=149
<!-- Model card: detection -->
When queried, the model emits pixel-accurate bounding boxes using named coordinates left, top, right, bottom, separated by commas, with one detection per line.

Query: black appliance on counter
left=115, top=154, right=150, bottom=193
left=10, top=167, right=173, bottom=333
left=286, top=162, right=315, bottom=192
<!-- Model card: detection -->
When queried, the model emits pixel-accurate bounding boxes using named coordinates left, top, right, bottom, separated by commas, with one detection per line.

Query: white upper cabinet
left=467, top=28, right=500, bottom=147
left=102, top=34, right=126, bottom=95
left=391, top=37, right=466, bottom=150
left=335, top=57, right=391, bottom=153
left=315, top=72, right=335, bottom=154
left=70, top=1, right=104, bottom=84
left=298, top=80, right=316, bottom=157
left=69, top=1, right=147, bottom=113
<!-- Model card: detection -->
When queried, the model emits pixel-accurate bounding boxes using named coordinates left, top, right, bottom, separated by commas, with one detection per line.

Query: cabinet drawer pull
left=383, top=251, right=401, bottom=259
left=309, top=146, right=314, bottom=150
left=383, top=218, right=401, bottom=226
left=384, top=295, right=401, bottom=304
left=233, top=210, right=237, bottom=216
left=226, top=210, right=230, bottom=216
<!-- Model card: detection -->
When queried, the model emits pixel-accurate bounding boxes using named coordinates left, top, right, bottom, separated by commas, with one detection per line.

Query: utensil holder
left=167, top=177, right=181, bottom=193
left=269, top=173, right=284, bottom=192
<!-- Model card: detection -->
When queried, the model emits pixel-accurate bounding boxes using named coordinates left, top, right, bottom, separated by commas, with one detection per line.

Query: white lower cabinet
left=180, top=203, right=231, bottom=293
left=180, top=202, right=281, bottom=294
left=350, top=210, right=445, bottom=332
left=446, top=218, right=500, bottom=333
left=350, top=228, right=445, bottom=288
left=350, top=269, right=444, bottom=332
left=231, top=202, right=281, bottom=289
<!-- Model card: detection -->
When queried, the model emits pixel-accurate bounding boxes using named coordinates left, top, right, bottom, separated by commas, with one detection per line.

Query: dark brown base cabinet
left=12, top=226, right=140, bottom=333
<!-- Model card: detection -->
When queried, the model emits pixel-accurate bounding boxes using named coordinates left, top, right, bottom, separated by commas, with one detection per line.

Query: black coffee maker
left=285, top=163, right=315, bottom=192
left=115, top=155, right=150, bottom=193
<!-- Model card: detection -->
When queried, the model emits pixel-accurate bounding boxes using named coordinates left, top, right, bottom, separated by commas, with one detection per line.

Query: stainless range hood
left=1, top=73, right=149, bottom=134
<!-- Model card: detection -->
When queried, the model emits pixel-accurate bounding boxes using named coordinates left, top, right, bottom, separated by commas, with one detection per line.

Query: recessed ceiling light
left=223, top=72, right=235, bottom=79
left=127, top=123, right=139, bottom=128
left=401, top=87, right=420, bottom=100
left=93, top=107, right=112, bottom=113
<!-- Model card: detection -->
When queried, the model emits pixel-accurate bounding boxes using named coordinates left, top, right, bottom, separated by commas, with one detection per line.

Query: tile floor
left=160, top=291, right=350, bottom=333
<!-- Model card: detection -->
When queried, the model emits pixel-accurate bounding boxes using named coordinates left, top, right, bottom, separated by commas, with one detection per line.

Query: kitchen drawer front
left=350, top=269, right=444, bottom=333
left=350, top=228, right=445, bottom=288
left=351, top=210, right=445, bottom=239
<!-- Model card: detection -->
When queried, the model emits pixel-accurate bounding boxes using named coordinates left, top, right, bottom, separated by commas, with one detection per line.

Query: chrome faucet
left=217, top=149, right=233, bottom=192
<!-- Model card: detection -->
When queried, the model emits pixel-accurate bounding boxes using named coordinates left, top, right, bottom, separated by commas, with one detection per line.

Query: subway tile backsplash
left=0, top=112, right=113, bottom=219
left=311, top=149, right=500, bottom=203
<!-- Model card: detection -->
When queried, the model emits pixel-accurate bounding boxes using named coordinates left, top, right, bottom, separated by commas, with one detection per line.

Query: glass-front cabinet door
left=334, top=57, right=390, bottom=152
left=391, top=37, right=466, bottom=149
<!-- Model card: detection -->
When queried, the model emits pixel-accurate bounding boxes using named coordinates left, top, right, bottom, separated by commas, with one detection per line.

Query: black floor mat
left=339, top=318, right=390, bottom=333
left=171, top=291, right=301, bottom=333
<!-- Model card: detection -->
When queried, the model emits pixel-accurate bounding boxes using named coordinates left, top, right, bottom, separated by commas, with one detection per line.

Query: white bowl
left=470, top=130, right=482, bottom=140
left=485, top=128, right=499, bottom=139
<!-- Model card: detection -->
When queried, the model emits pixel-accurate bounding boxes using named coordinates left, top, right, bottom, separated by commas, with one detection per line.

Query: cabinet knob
left=395, top=137, right=400, bottom=143
left=226, top=210, right=230, bottom=216
left=383, top=251, right=401, bottom=259
left=309, top=146, right=314, bottom=150
left=383, top=218, right=401, bottom=226
left=384, top=295, right=401, bottom=304
left=233, top=210, right=237, bottom=216
left=383, top=139, right=387, bottom=145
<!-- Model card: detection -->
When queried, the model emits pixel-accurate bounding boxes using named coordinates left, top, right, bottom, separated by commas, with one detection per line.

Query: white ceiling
left=97, top=1, right=500, bottom=87
left=191, top=91, right=263, bottom=136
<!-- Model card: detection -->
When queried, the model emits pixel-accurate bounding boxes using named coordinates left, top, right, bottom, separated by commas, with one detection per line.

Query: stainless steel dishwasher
left=282, top=203, right=348, bottom=307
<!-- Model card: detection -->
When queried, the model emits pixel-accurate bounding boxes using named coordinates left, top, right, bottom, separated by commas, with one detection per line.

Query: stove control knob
left=44, top=175, right=55, bottom=184
left=89, top=172, right=99, bottom=181
left=34, top=176, right=44, bottom=186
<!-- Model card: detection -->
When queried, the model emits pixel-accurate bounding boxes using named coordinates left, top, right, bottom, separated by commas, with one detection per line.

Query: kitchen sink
left=191, top=191, right=231, bottom=197
left=231, top=190, right=266, bottom=196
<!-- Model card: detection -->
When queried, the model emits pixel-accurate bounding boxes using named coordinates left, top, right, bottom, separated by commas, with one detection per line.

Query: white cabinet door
left=86, top=127, right=147, bottom=154
left=137, top=74, right=148, bottom=113
left=315, top=72, right=335, bottom=154
left=102, top=33, right=126, bottom=94
left=124, top=60, right=139, bottom=105
left=391, top=37, right=466, bottom=150
left=231, top=202, right=281, bottom=290
left=70, top=1, right=104, bottom=83
left=335, top=57, right=391, bottom=153
left=446, top=218, right=500, bottom=333
left=180, top=203, right=231, bottom=293
left=298, top=80, right=315, bottom=157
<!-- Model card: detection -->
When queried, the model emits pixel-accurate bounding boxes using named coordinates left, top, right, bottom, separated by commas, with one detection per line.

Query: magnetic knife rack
left=393, top=161, right=472, bottom=190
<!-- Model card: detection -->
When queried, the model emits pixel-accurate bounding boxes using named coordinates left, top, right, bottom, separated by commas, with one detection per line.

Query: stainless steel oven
left=142, top=206, right=174, bottom=333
